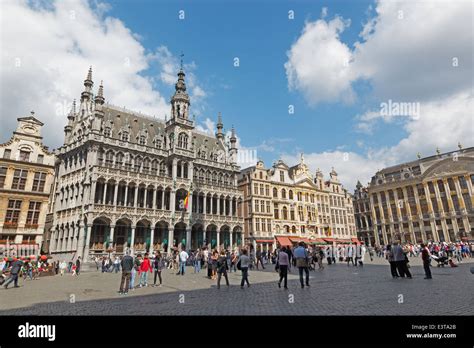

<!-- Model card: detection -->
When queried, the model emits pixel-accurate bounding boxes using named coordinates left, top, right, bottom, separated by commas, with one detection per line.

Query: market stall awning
left=351, top=238, right=362, bottom=244
left=336, top=239, right=352, bottom=244
left=323, top=238, right=337, bottom=242
left=256, top=239, right=273, bottom=243
left=275, top=236, right=292, bottom=246
left=289, top=237, right=311, bottom=244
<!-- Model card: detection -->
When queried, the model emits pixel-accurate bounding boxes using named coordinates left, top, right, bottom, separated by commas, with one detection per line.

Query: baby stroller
left=431, top=254, right=448, bottom=267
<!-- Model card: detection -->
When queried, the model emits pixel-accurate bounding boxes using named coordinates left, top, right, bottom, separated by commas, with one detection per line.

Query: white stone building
left=49, top=67, right=243, bottom=260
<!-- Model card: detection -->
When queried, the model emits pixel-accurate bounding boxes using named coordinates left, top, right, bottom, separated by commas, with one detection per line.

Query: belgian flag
left=183, top=191, right=190, bottom=210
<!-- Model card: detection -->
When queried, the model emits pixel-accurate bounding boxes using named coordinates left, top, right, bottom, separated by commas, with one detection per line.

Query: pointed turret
left=81, top=66, right=93, bottom=102
left=170, top=66, right=190, bottom=120
left=216, top=112, right=224, bottom=140
left=94, top=80, right=105, bottom=105
left=229, top=125, right=238, bottom=164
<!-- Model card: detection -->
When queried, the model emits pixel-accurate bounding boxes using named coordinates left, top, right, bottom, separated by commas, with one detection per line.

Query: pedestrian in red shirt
left=138, top=253, right=152, bottom=288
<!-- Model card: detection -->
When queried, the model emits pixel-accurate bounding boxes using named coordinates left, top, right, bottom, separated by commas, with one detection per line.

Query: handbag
left=296, top=258, right=307, bottom=268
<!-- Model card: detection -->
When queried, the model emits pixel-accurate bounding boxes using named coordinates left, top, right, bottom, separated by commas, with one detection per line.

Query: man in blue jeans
left=294, top=242, right=310, bottom=288
left=178, top=248, right=189, bottom=275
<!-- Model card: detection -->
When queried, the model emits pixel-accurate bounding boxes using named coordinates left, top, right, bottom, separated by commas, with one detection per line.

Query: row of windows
left=0, top=168, right=47, bottom=192
left=4, top=200, right=42, bottom=225
left=255, top=218, right=272, bottom=232
left=3, top=149, right=44, bottom=164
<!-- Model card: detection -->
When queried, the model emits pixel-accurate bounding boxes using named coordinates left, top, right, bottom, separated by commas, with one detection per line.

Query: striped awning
left=275, top=236, right=292, bottom=246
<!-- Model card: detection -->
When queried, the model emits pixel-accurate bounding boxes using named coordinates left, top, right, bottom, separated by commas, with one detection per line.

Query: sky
left=1, top=0, right=472, bottom=191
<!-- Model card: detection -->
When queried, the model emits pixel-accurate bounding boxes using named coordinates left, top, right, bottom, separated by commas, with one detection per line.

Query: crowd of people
left=0, top=256, right=82, bottom=289
left=2, top=240, right=472, bottom=292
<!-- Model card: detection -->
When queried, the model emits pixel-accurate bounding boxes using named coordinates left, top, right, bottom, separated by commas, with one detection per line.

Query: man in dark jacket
left=4, top=259, right=23, bottom=289
left=119, top=251, right=134, bottom=295
left=421, top=244, right=432, bottom=279
left=75, top=257, right=81, bottom=276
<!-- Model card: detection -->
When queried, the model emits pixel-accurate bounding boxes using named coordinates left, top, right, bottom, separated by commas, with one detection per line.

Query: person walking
left=277, top=246, right=289, bottom=289
left=238, top=249, right=250, bottom=289
left=420, top=243, right=432, bottom=279
left=317, top=248, right=324, bottom=270
left=211, top=250, right=218, bottom=280
left=392, top=242, right=412, bottom=278
left=113, top=256, right=121, bottom=273
left=152, top=251, right=164, bottom=287
left=216, top=251, right=230, bottom=289
left=178, top=248, right=189, bottom=276
left=119, top=250, right=134, bottom=295
left=4, top=259, right=23, bottom=289
left=386, top=244, right=399, bottom=278
left=346, top=244, right=355, bottom=266
left=230, top=251, right=238, bottom=273
left=75, top=257, right=81, bottom=276
left=256, top=249, right=265, bottom=270
left=294, top=242, right=310, bottom=288
left=59, top=260, right=67, bottom=276
left=130, top=254, right=142, bottom=291
left=194, top=249, right=202, bottom=273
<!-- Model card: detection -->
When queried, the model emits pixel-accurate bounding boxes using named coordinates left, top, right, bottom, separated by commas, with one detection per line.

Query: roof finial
left=417, top=152, right=421, bottom=159
left=87, top=66, right=92, bottom=81
left=180, top=52, right=184, bottom=71
left=458, top=142, right=463, bottom=150
left=30, top=110, right=35, bottom=116
left=436, top=147, right=441, bottom=155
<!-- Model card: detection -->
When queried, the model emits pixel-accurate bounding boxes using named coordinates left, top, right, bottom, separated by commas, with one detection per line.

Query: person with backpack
left=152, top=251, right=164, bottom=287
left=130, top=254, right=142, bottom=291
left=216, top=250, right=230, bottom=289
left=4, top=259, right=23, bottom=289
left=119, top=250, right=134, bottom=295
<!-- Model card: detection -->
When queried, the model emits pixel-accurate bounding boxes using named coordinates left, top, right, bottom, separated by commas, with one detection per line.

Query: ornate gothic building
left=49, top=67, right=243, bottom=260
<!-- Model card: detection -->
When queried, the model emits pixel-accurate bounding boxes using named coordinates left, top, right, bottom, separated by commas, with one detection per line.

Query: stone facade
left=49, top=67, right=243, bottom=260
left=0, top=115, right=55, bottom=257
left=238, top=156, right=357, bottom=251
left=357, top=146, right=474, bottom=246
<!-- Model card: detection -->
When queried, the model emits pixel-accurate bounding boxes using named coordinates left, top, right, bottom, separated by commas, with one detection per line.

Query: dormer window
left=104, top=127, right=111, bottom=137
left=121, top=131, right=129, bottom=142
left=19, top=150, right=30, bottom=162
left=139, top=135, right=146, bottom=145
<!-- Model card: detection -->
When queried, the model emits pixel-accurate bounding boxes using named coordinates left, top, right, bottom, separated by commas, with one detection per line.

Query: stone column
left=210, top=196, right=214, bottom=215
left=124, top=185, right=129, bottom=206
left=203, top=195, right=207, bottom=215
left=170, top=189, right=176, bottom=214
left=161, top=190, right=165, bottom=210
left=134, top=187, right=139, bottom=208
left=84, top=223, right=93, bottom=260
left=217, top=197, right=220, bottom=215
left=168, top=227, right=174, bottom=251
left=91, top=180, right=97, bottom=204
left=149, top=227, right=154, bottom=253
left=113, top=184, right=119, bottom=206
left=230, top=231, right=233, bottom=249
left=130, top=226, right=136, bottom=255
left=202, top=229, right=206, bottom=248
left=216, top=230, right=220, bottom=251
left=453, top=177, right=466, bottom=211
left=102, top=182, right=107, bottom=204
left=172, top=158, right=178, bottom=179
left=186, top=227, right=191, bottom=250
left=188, top=192, right=193, bottom=215
left=152, top=188, right=157, bottom=209
left=109, top=225, right=115, bottom=248
left=144, top=187, right=148, bottom=208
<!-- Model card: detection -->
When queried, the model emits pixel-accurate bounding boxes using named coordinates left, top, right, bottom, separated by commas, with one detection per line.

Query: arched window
left=273, top=188, right=278, bottom=198
left=134, top=156, right=142, bottom=171
left=159, top=161, right=166, bottom=176
left=281, top=189, right=286, bottom=199
left=143, top=157, right=150, bottom=172
left=97, top=149, right=104, bottom=166
left=151, top=159, right=158, bottom=173
left=116, top=152, right=124, bottom=167
left=289, top=190, right=293, bottom=200
left=105, top=151, right=114, bottom=166
left=178, top=132, right=188, bottom=149
left=282, top=206, right=288, bottom=220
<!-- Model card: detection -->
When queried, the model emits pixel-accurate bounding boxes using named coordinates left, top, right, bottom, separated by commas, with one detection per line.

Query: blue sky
left=2, top=0, right=472, bottom=190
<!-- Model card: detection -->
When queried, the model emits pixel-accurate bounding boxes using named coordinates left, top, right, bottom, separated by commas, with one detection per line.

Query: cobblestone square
left=1, top=258, right=473, bottom=316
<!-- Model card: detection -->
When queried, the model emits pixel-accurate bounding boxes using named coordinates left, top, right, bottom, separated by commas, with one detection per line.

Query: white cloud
left=284, top=0, right=473, bottom=190
left=0, top=0, right=207, bottom=149
left=284, top=15, right=355, bottom=105
left=196, top=117, right=215, bottom=135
